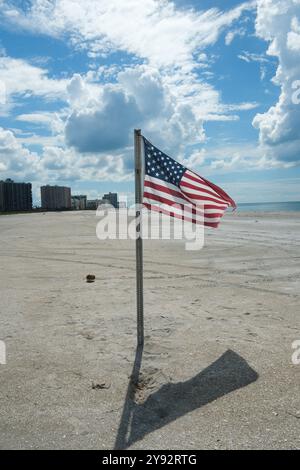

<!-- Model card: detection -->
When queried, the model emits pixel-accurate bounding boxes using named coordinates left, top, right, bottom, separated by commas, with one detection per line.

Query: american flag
left=142, top=137, right=236, bottom=228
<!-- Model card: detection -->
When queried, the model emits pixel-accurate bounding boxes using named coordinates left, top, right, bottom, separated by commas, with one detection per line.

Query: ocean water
left=237, top=201, right=300, bottom=212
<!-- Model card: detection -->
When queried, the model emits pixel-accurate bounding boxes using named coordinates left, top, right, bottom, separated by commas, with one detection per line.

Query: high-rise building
left=102, top=192, right=118, bottom=208
left=41, top=185, right=71, bottom=210
left=0, top=179, right=32, bottom=212
left=86, top=199, right=102, bottom=210
left=71, top=195, right=87, bottom=210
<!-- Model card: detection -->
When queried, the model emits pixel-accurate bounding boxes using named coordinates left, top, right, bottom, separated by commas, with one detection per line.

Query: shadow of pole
left=114, top=344, right=144, bottom=450
left=114, top=349, right=258, bottom=449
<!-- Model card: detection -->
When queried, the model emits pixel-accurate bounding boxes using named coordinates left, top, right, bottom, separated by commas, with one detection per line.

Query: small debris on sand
left=86, top=274, right=95, bottom=283
left=92, top=381, right=110, bottom=390
left=81, top=332, right=94, bottom=340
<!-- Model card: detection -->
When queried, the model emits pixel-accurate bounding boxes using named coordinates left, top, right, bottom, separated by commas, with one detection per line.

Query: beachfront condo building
left=0, top=179, right=32, bottom=212
left=41, top=185, right=72, bottom=210
left=102, top=192, right=118, bottom=208
left=71, top=195, right=87, bottom=210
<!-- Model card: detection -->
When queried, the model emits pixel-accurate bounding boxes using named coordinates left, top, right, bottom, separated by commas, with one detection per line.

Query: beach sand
left=0, top=210, right=299, bottom=449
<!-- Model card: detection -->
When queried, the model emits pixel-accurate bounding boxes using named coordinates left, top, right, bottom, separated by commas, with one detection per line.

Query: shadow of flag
left=115, top=349, right=258, bottom=449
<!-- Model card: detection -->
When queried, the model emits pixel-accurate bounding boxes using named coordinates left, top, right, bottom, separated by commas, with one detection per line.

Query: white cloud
left=1, top=2, right=257, bottom=116
left=187, top=140, right=296, bottom=176
left=0, top=0, right=265, bottom=187
left=0, top=124, right=134, bottom=186
left=64, top=64, right=258, bottom=158
left=287, top=16, right=300, bottom=51
left=225, top=27, right=247, bottom=45
left=63, top=65, right=204, bottom=157
left=1, top=0, right=255, bottom=68
left=202, top=143, right=266, bottom=173
left=16, top=112, right=65, bottom=134
left=253, top=0, right=300, bottom=164
left=0, top=126, right=40, bottom=180
left=0, top=55, right=67, bottom=104
left=66, top=73, right=102, bottom=108
left=118, top=65, right=206, bottom=151
left=0, top=2, right=258, bottom=155
left=65, top=87, right=140, bottom=153
left=182, top=149, right=206, bottom=168
left=238, top=50, right=273, bottom=81
left=238, top=51, right=270, bottom=64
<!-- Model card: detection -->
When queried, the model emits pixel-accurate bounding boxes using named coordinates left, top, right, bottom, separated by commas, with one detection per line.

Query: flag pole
left=134, top=129, right=144, bottom=347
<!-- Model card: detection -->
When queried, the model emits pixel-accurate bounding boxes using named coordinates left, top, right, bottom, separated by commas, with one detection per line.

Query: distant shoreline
left=237, top=201, right=300, bottom=212
left=1, top=200, right=300, bottom=217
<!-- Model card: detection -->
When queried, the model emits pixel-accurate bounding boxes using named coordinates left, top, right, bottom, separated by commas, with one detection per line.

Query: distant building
left=86, top=199, right=101, bottom=210
left=86, top=193, right=119, bottom=210
left=41, top=185, right=71, bottom=210
left=71, top=195, right=87, bottom=210
left=0, top=179, right=32, bottom=212
left=102, top=192, right=118, bottom=208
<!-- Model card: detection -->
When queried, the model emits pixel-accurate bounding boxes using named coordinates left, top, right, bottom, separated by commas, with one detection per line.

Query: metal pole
left=134, top=129, right=144, bottom=347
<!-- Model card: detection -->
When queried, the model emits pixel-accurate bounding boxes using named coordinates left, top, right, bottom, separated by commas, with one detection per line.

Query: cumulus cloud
left=287, top=16, right=300, bottom=51
left=65, top=87, right=140, bottom=152
left=253, top=0, right=300, bottom=164
left=0, top=125, right=134, bottom=186
left=182, top=149, right=206, bottom=168
left=118, top=67, right=167, bottom=117
left=40, top=146, right=132, bottom=183
left=66, top=73, right=102, bottom=108
left=64, top=63, right=258, bottom=157
left=0, top=55, right=67, bottom=106
left=0, top=126, right=40, bottom=180
left=16, top=112, right=65, bottom=134
left=64, top=64, right=212, bottom=157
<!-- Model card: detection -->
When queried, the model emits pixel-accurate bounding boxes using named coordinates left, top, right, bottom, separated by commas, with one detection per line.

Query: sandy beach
left=0, top=210, right=299, bottom=449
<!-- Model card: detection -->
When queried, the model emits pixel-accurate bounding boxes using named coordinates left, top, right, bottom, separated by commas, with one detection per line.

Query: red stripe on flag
left=144, top=179, right=185, bottom=200
left=143, top=192, right=224, bottom=219
left=180, top=189, right=231, bottom=206
left=143, top=203, right=220, bottom=228
left=180, top=180, right=230, bottom=204
left=144, top=177, right=228, bottom=210
left=185, top=170, right=236, bottom=209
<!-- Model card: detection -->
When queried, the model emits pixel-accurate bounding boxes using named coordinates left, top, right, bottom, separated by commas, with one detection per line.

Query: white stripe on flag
left=143, top=198, right=222, bottom=224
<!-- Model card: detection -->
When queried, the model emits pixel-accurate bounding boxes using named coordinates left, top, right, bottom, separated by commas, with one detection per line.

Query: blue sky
left=0, top=0, right=299, bottom=205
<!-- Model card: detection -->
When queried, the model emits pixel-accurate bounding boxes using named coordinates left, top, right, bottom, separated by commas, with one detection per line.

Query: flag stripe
left=184, top=170, right=236, bottom=209
left=145, top=174, right=183, bottom=194
left=144, top=178, right=186, bottom=202
left=144, top=180, right=217, bottom=213
left=180, top=179, right=230, bottom=204
left=145, top=176, right=228, bottom=210
left=143, top=202, right=198, bottom=223
left=182, top=171, right=224, bottom=198
left=143, top=193, right=224, bottom=219
left=180, top=187, right=231, bottom=206
left=143, top=202, right=220, bottom=228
